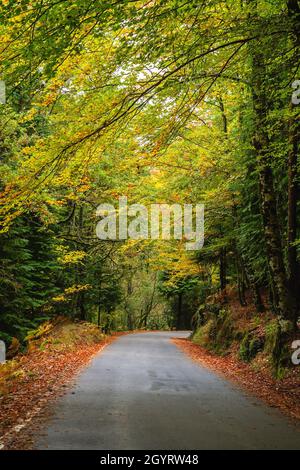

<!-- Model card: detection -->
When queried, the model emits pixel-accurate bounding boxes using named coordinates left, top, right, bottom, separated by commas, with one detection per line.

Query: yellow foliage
left=7, top=337, right=20, bottom=359
left=58, top=250, right=87, bottom=265
left=52, top=284, right=91, bottom=303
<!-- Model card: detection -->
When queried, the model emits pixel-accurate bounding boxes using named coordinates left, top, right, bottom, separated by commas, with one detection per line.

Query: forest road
left=36, top=331, right=300, bottom=450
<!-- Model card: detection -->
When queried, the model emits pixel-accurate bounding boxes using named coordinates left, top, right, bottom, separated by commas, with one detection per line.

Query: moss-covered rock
left=239, top=331, right=264, bottom=362
left=265, top=319, right=294, bottom=377
left=193, top=308, right=234, bottom=354
left=192, top=319, right=215, bottom=347
left=192, top=303, right=296, bottom=378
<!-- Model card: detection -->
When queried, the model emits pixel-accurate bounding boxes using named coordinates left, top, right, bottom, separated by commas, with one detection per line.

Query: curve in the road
left=36, top=331, right=300, bottom=450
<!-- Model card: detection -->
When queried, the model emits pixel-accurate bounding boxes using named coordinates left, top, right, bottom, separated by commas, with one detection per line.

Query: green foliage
left=0, top=0, right=300, bottom=345
left=239, top=332, right=264, bottom=363
left=265, top=320, right=294, bottom=376
left=0, top=216, right=60, bottom=344
left=193, top=309, right=234, bottom=354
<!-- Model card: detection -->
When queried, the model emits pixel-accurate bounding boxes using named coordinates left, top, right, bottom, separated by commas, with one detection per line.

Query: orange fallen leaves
left=0, top=334, right=119, bottom=450
left=173, top=338, right=300, bottom=422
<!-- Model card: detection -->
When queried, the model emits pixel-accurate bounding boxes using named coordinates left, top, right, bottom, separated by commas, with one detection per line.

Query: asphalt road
left=36, top=331, right=300, bottom=450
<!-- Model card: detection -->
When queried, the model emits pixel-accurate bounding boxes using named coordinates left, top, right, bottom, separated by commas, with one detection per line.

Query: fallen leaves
left=173, top=338, right=300, bottom=421
left=0, top=324, right=121, bottom=450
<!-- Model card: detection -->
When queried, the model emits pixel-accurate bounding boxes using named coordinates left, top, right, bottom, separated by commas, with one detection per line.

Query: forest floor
left=173, top=337, right=300, bottom=422
left=0, top=319, right=124, bottom=450
left=1, top=315, right=299, bottom=449
left=33, top=331, right=300, bottom=450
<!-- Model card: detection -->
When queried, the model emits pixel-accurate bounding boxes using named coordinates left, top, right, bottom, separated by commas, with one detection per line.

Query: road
left=36, top=331, right=300, bottom=450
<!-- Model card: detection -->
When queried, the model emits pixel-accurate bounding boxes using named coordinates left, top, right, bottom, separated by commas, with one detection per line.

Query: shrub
left=265, top=319, right=294, bottom=377
left=239, top=331, right=263, bottom=362
left=193, top=309, right=234, bottom=354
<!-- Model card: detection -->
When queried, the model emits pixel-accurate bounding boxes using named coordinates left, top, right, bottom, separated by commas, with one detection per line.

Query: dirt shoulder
left=0, top=320, right=123, bottom=450
left=173, top=337, right=300, bottom=422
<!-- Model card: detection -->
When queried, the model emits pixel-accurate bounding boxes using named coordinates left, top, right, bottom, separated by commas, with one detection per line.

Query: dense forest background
left=0, top=1, right=299, bottom=361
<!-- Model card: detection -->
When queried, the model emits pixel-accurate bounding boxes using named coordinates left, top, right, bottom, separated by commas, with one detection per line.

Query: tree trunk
left=287, top=115, right=299, bottom=290
left=126, top=277, right=134, bottom=330
left=287, top=0, right=300, bottom=326
left=176, top=292, right=184, bottom=330
left=251, top=48, right=293, bottom=320
left=75, top=205, right=86, bottom=321
left=220, top=247, right=227, bottom=293
left=241, top=254, right=265, bottom=312
left=219, top=97, right=228, bottom=298
left=97, top=279, right=102, bottom=327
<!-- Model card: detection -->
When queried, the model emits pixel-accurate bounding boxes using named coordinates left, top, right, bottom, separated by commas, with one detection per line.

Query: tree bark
left=176, top=292, right=184, bottom=330
left=287, top=0, right=300, bottom=326
left=75, top=205, right=86, bottom=321
left=220, top=247, right=227, bottom=293
left=287, top=115, right=300, bottom=288
left=251, top=49, right=292, bottom=320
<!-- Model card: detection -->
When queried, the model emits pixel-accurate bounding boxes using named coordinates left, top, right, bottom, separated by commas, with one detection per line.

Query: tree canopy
left=0, top=0, right=299, bottom=342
